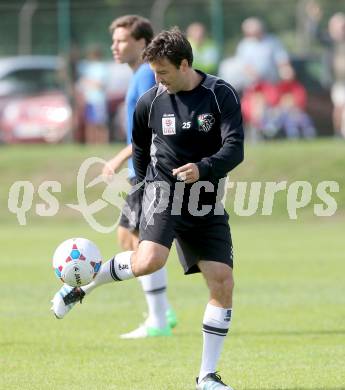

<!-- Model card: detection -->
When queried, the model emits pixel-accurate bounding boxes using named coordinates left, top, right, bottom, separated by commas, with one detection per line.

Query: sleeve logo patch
left=197, top=113, right=215, bottom=132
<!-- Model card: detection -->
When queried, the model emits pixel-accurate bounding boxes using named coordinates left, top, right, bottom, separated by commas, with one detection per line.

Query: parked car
left=0, top=56, right=73, bottom=143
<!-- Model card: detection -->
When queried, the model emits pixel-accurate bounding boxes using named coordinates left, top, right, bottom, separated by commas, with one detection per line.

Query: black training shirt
left=132, top=71, right=244, bottom=186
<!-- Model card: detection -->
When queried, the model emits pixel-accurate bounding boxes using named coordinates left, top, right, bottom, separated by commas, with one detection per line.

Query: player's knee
left=138, top=253, right=165, bottom=275
left=134, top=251, right=165, bottom=276
left=209, top=270, right=234, bottom=302
left=117, top=227, right=134, bottom=250
left=217, top=273, right=233, bottom=294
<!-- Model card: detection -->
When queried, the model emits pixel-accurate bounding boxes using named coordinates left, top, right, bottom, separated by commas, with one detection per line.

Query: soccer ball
left=53, top=238, right=102, bottom=287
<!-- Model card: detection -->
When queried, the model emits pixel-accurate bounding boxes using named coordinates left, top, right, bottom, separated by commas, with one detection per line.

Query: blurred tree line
left=0, top=0, right=343, bottom=58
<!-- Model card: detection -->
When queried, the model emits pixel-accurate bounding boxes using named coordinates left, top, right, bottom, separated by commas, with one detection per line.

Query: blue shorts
left=85, top=102, right=107, bottom=125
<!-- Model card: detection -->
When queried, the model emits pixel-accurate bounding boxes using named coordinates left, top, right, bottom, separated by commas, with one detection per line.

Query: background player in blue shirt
left=102, top=15, right=177, bottom=338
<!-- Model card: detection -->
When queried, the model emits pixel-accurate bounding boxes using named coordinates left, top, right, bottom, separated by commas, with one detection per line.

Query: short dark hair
left=109, top=15, right=153, bottom=46
left=142, top=27, right=193, bottom=68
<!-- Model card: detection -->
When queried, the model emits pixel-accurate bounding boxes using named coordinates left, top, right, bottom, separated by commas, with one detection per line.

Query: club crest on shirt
left=197, top=113, right=215, bottom=132
left=162, top=115, right=176, bottom=135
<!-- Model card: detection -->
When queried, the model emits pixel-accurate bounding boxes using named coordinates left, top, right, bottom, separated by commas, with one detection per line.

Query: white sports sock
left=198, top=303, right=232, bottom=383
left=139, top=267, right=169, bottom=329
left=82, top=251, right=134, bottom=295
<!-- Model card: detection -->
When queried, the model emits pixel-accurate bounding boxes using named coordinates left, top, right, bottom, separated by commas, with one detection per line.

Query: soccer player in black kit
left=51, top=27, right=244, bottom=390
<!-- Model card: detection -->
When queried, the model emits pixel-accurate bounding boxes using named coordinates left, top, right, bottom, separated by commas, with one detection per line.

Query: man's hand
left=102, top=144, right=133, bottom=182
left=102, top=156, right=123, bottom=182
left=172, top=163, right=200, bottom=184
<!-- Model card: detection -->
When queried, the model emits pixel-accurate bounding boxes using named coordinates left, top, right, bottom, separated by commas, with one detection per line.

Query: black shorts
left=119, top=178, right=142, bottom=232
left=139, top=182, right=233, bottom=274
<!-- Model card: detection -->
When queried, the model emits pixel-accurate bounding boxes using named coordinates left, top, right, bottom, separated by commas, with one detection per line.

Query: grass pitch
left=0, top=142, right=344, bottom=389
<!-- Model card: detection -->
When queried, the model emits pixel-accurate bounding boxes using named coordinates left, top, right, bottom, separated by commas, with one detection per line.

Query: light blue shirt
left=236, top=34, right=289, bottom=83
left=125, top=63, right=156, bottom=178
left=78, top=60, right=107, bottom=104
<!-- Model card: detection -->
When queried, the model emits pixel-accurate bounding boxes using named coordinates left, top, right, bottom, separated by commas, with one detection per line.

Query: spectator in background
left=186, top=22, right=219, bottom=74
left=219, top=17, right=293, bottom=92
left=306, top=3, right=345, bottom=137
left=267, top=65, right=316, bottom=139
left=242, top=65, right=315, bottom=140
left=65, top=45, right=84, bottom=142
left=241, top=81, right=279, bottom=140
left=77, top=45, right=108, bottom=143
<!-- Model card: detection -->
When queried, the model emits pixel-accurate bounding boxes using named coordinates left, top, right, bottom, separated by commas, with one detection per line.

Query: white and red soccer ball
left=53, top=238, right=102, bottom=287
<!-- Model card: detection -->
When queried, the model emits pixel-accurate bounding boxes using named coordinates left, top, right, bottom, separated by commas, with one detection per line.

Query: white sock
left=198, top=303, right=232, bottom=383
left=82, top=251, right=134, bottom=295
left=139, top=267, right=169, bottom=328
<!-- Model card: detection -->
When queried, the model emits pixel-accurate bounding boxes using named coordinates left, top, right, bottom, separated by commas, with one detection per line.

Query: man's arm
left=132, top=98, right=152, bottom=183
left=196, top=85, right=244, bottom=180
left=173, top=87, right=244, bottom=184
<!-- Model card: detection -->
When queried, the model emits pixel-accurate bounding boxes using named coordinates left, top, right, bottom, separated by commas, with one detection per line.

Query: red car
left=0, top=56, right=73, bottom=143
